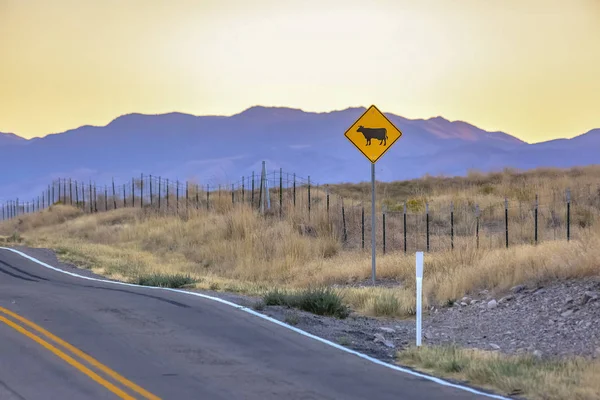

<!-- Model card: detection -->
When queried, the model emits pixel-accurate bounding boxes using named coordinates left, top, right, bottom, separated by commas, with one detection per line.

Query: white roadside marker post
left=416, top=251, right=424, bottom=347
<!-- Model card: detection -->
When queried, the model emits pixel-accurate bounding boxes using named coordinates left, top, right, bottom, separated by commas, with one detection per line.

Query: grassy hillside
left=1, top=166, right=599, bottom=319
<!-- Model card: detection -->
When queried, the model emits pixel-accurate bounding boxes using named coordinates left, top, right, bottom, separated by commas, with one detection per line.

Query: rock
left=582, top=291, right=599, bottom=305
left=373, top=333, right=386, bottom=343
left=379, top=327, right=396, bottom=334
left=595, top=348, right=600, bottom=358
left=564, top=296, right=574, bottom=305
left=533, top=350, right=543, bottom=359
left=373, top=333, right=395, bottom=348
left=561, top=309, right=574, bottom=318
left=511, top=284, right=527, bottom=293
left=461, top=296, right=472, bottom=303
left=479, top=289, right=489, bottom=296
left=460, top=302, right=468, bottom=307
left=487, top=299, right=498, bottom=309
left=490, top=343, right=501, bottom=350
left=499, top=295, right=514, bottom=304
left=470, top=300, right=478, bottom=305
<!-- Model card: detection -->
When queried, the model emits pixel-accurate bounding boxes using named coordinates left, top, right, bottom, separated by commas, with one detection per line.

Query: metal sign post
left=343, top=105, right=403, bottom=284
left=371, top=163, right=376, bottom=284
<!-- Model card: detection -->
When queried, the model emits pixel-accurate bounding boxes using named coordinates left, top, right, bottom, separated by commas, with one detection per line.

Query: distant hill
left=0, top=106, right=598, bottom=202
left=0, top=132, right=27, bottom=146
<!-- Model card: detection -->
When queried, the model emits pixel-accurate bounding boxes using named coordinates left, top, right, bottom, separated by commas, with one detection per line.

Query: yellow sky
left=1, top=0, right=599, bottom=142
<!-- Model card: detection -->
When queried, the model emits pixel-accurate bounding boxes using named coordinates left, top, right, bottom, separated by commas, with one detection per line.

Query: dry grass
left=397, top=345, right=600, bottom=400
left=2, top=202, right=599, bottom=319
left=1, top=166, right=599, bottom=318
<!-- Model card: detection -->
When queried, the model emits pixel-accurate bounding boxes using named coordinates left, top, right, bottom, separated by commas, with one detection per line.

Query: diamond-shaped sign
left=344, top=105, right=403, bottom=163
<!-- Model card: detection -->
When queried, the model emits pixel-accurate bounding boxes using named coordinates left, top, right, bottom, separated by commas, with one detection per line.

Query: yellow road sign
left=344, top=105, right=402, bottom=163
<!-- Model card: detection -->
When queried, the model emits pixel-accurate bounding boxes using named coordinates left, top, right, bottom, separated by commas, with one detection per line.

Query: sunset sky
left=1, top=0, right=599, bottom=143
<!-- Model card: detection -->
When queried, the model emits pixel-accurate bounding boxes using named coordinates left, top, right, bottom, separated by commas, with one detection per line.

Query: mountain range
left=1, top=106, right=599, bottom=202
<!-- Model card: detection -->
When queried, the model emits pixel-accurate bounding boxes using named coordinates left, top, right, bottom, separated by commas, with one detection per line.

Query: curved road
left=0, top=247, right=498, bottom=400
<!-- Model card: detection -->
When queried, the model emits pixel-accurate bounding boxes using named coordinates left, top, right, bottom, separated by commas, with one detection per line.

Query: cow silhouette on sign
left=357, top=125, right=387, bottom=146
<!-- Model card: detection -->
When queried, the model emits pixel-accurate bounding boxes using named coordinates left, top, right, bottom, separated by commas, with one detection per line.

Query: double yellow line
left=0, top=306, right=161, bottom=400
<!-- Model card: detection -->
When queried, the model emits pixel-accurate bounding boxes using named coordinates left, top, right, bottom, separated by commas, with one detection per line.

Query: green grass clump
left=263, top=287, right=350, bottom=319
left=136, top=273, right=196, bottom=288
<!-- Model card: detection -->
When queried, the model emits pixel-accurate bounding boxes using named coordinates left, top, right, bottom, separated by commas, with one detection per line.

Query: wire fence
left=2, top=163, right=599, bottom=254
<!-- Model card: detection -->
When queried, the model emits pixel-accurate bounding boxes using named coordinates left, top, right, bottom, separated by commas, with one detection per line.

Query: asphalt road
left=0, top=248, right=498, bottom=400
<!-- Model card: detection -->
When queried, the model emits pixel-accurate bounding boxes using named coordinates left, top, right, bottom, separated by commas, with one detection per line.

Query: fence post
left=112, top=178, right=117, bottom=210
left=426, top=202, right=430, bottom=252
left=158, top=178, right=161, bottom=210
left=361, top=206, right=365, bottom=249
left=69, top=178, right=73, bottom=205
left=258, top=172, right=263, bottom=213
left=505, top=197, right=509, bottom=248
left=90, top=182, right=93, bottom=213
left=382, top=207, right=386, bottom=255
left=279, top=168, right=283, bottom=218
left=75, top=182, right=79, bottom=208
left=104, top=186, right=108, bottom=211
left=308, top=176, right=311, bottom=219
left=326, top=185, right=330, bottom=217
left=206, top=184, right=210, bottom=211
left=403, top=202, right=407, bottom=253
left=293, top=173, right=296, bottom=208
left=566, top=189, right=571, bottom=242
left=166, top=179, right=169, bottom=209
left=131, top=178, right=135, bottom=209
left=242, top=176, right=245, bottom=203
left=231, top=184, right=235, bottom=205
left=251, top=171, right=255, bottom=207
left=476, top=204, right=480, bottom=249
left=94, top=185, right=98, bottom=213
left=186, top=181, right=189, bottom=212
left=534, top=195, right=538, bottom=245
left=450, top=201, right=454, bottom=250
left=196, top=184, right=200, bottom=209
left=342, top=198, right=347, bottom=243
left=140, top=174, right=144, bottom=208
left=149, top=175, right=153, bottom=206
left=123, top=184, right=126, bottom=208
left=176, top=180, right=179, bottom=214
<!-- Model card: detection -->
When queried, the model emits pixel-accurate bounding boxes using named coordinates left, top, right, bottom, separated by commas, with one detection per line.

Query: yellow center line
left=0, top=307, right=161, bottom=400
left=0, top=315, right=135, bottom=400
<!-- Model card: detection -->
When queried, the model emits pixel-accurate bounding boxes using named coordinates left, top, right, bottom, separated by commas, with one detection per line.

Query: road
left=0, top=247, right=500, bottom=400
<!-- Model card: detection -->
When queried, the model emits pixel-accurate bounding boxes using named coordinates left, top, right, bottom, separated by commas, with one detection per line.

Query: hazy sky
left=1, top=0, right=599, bottom=142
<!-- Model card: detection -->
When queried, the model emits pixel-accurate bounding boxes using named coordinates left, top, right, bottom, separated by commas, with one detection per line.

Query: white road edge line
left=1, top=247, right=510, bottom=400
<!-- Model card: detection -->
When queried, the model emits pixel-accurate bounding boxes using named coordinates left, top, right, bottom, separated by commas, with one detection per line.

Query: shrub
left=262, top=287, right=350, bottom=319
left=136, top=273, right=196, bottom=288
